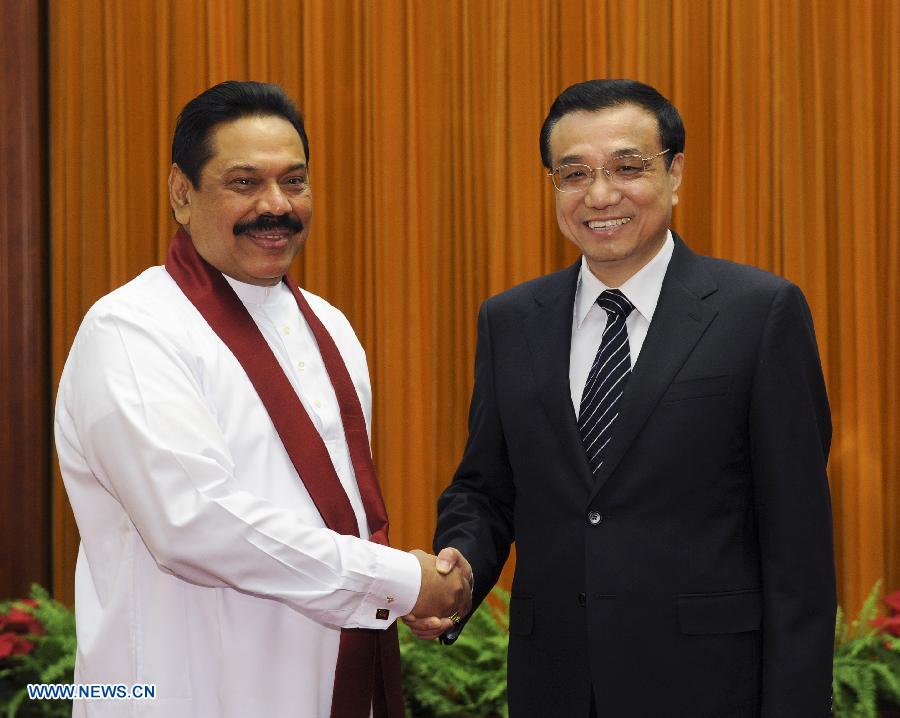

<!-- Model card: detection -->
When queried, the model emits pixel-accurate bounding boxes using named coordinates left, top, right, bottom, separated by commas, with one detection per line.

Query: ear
left=668, top=153, right=684, bottom=206
left=168, top=164, right=193, bottom=225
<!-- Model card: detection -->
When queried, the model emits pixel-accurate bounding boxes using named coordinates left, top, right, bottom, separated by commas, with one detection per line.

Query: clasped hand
left=403, top=547, right=472, bottom=640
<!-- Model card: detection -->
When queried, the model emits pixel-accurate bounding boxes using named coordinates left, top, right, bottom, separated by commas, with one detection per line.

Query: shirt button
left=314, top=399, right=322, bottom=408
left=587, top=511, right=603, bottom=526
left=297, top=361, right=305, bottom=371
left=282, top=325, right=291, bottom=335
left=577, top=592, right=587, bottom=606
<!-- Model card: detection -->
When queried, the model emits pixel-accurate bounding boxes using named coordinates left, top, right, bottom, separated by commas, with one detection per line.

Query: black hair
left=539, top=79, right=684, bottom=169
left=171, top=81, right=309, bottom=187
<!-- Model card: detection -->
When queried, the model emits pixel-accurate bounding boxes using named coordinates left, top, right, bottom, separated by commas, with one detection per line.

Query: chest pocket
left=662, top=374, right=732, bottom=403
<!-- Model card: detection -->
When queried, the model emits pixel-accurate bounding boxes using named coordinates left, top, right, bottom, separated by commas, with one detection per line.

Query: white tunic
left=54, top=267, right=421, bottom=717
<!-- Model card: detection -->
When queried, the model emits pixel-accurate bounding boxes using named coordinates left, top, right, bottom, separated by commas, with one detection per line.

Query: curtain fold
left=50, top=0, right=898, bottom=614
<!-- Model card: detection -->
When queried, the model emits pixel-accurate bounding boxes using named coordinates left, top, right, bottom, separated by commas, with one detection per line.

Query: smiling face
left=168, top=114, right=312, bottom=286
left=548, top=104, right=684, bottom=287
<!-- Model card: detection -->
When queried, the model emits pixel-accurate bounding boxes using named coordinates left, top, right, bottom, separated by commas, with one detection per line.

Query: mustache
left=233, top=214, right=304, bottom=236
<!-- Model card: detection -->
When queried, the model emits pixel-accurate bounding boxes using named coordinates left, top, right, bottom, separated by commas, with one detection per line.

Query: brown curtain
left=50, top=0, right=899, bottom=615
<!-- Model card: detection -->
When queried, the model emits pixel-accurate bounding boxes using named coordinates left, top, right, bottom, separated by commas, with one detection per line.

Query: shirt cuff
left=347, top=544, right=421, bottom=629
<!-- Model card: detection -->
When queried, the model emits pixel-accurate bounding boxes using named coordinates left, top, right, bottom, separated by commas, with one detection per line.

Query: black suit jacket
left=435, top=235, right=835, bottom=717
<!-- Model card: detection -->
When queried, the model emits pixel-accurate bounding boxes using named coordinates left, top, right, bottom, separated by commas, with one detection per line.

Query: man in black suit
left=403, top=79, right=836, bottom=717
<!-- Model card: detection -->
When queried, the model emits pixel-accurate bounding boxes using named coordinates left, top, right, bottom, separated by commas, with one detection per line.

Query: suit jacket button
left=587, top=511, right=603, bottom=525
left=577, top=592, right=587, bottom=606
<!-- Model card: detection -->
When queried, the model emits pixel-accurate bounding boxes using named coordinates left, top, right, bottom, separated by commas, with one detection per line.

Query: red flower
left=0, top=631, right=34, bottom=659
left=872, top=614, right=900, bottom=638
left=883, top=590, right=900, bottom=615
left=0, top=598, right=44, bottom=660
left=3, top=607, right=43, bottom=636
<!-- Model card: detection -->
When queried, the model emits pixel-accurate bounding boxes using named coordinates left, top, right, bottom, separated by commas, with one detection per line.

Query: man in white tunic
left=55, top=81, right=471, bottom=718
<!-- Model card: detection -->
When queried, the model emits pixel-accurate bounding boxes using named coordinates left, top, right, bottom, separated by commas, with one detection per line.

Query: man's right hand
left=408, top=548, right=472, bottom=620
left=404, top=547, right=473, bottom=639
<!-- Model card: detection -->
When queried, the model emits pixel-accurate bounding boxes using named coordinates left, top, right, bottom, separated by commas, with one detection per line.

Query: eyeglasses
left=547, top=149, right=671, bottom=193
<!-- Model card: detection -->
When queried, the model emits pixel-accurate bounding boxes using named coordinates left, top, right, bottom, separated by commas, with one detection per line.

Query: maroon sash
left=165, top=228, right=405, bottom=718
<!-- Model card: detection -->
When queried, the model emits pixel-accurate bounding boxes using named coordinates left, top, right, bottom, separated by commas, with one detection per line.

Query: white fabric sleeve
left=62, top=307, right=421, bottom=630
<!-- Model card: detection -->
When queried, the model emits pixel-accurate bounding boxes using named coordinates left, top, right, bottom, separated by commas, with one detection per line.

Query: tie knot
left=598, top=289, right=633, bottom=318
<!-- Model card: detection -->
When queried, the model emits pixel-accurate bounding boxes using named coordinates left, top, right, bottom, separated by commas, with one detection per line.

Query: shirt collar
left=223, top=273, right=288, bottom=307
left=574, top=230, right=675, bottom=327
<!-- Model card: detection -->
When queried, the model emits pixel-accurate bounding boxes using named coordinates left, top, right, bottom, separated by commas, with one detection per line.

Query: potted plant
left=833, top=580, right=900, bottom=717
left=398, top=587, right=509, bottom=718
left=0, top=586, right=75, bottom=717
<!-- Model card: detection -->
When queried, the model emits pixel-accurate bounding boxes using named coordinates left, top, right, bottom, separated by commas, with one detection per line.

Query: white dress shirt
left=570, top=231, right=675, bottom=416
left=54, top=266, right=420, bottom=717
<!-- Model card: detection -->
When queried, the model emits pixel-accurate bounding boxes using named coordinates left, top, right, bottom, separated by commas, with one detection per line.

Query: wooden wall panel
left=0, top=0, right=49, bottom=598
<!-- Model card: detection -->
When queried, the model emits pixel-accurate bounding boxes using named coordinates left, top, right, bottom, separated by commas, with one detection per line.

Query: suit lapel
left=523, top=261, right=596, bottom=491
left=589, top=237, right=719, bottom=499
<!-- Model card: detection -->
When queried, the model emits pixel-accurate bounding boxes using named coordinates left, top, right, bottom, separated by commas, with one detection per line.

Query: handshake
left=403, top=547, right=473, bottom=640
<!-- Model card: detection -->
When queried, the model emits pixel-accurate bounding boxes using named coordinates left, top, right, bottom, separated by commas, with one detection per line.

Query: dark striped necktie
left=578, top=289, right=634, bottom=477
